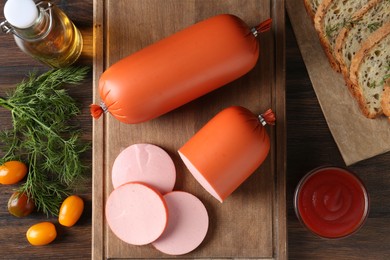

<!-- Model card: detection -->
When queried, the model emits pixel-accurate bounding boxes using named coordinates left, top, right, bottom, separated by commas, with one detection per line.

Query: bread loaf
left=314, top=0, right=376, bottom=72
left=335, top=0, right=390, bottom=88
left=349, top=23, right=390, bottom=118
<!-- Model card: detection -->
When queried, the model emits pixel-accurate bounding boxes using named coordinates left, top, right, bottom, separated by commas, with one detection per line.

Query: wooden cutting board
left=92, top=0, right=286, bottom=259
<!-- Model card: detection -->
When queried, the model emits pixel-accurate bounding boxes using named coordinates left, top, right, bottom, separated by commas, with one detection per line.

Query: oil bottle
left=1, top=0, right=83, bottom=68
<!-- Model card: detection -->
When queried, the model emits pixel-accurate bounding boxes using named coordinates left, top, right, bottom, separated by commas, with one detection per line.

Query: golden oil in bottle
left=1, top=0, right=83, bottom=68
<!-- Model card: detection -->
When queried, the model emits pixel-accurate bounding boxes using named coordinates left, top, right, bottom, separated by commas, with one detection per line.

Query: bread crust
left=303, top=0, right=316, bottom=20
left=314, top=0, right=339, bottom=71
left=335, top=27, right=354, bottom=88
left=349, top=22, right=390, bottom=118
left=382, top=79, right=390, bottom=121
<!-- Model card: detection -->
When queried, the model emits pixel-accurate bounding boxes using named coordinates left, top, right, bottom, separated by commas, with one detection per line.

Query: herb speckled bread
left=349, top=23, right=390, bottom=118
left=335, top=0, right=390, bottom=88
left=304, top=0, right=324, bottom=19
left=314, top=0, right=376, bottom=72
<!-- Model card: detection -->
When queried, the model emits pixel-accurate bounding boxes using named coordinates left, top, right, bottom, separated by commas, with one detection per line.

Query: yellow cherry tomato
left=58, top=195, right=84, bottom=227
left=0, top=161, right=28, bottom=185
left=26, top=222, right=57, bottom=246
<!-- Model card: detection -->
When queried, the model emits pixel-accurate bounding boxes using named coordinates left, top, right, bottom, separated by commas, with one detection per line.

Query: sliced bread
left=303, top=0, right=324, bottom=20
left=349, top=22, right=390, bottom=118
left=335, top=0, right=390, bottom=88
left=314, top=0, right=377, bottom=72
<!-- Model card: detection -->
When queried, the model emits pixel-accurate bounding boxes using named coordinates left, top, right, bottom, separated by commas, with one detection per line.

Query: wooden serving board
left=92, top=0, right=286, bottom=259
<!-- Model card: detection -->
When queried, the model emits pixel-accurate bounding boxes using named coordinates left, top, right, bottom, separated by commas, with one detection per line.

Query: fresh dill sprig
left=0, top=67, right=90, bottom=216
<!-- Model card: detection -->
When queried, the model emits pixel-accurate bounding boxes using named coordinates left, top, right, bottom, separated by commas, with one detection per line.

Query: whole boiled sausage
left=91, top=14, right=271, bottom=124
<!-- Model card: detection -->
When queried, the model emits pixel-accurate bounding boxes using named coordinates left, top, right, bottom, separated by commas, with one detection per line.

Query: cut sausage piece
left=152, top=191, right=209, bottom=255
left=178, top=106, right=273, bottom=202
left=112, top=143, right=176, bottom=194
left=105, top=182, right=168, bottom=245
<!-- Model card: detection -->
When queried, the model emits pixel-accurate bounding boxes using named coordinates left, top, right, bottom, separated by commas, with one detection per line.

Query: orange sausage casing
left=178, top=106, right=275, bottom=202
left=91, top=14, right=271, bottom=124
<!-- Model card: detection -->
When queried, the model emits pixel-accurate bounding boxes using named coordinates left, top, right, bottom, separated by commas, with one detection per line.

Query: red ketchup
left=294, top=166, right=369, bottom=239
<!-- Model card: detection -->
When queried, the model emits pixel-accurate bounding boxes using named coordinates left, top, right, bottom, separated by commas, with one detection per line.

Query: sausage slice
left=112, top=143, right=176, bottom=194
left=105, top=182, right=168, bottom=245
left=152, top=191, right=209, bottom=255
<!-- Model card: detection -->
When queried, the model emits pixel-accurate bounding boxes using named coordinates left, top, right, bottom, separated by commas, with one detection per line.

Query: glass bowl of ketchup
left=294, top=166, right=369, bottom=239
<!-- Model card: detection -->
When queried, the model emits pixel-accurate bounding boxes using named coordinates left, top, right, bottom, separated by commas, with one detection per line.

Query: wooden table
left=0, top=1, right=389, bottom=259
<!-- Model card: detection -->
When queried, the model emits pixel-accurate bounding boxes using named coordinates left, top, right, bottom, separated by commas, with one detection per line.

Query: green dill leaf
left=382, top=74, right=390, bottom=85
left=325, top=23, right=339, bottom=38
left=368, top=81, right=377, bottom=89
left=367, top=22, right=381, bottom=33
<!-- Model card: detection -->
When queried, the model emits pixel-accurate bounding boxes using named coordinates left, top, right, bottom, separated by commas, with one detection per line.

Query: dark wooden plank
left=0, top=0, right=93, bottom=259
left=272, top=0, right=287, bottom=259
